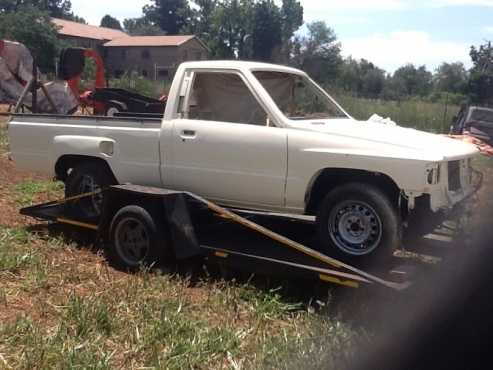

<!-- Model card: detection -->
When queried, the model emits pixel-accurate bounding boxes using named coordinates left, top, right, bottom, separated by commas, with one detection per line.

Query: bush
left=426, top=91, right=469, bottom=106
left=333, top=93, right=459, bottom=133
left=108, top=72, right=170, bottom=98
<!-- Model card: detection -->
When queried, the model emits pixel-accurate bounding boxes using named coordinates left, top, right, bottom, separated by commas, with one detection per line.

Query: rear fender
left=52, top=135, right=119, bottom=178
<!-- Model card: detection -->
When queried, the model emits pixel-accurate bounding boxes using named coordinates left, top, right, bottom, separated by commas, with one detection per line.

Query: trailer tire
left=108, top=205, right=169, bottom=271
left=316, top=183, right=401, bottom=264
left=65, top=162, right=114, bottom=220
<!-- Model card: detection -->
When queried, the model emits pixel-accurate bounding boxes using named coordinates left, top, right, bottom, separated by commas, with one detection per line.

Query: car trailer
left=20, top=184, right=415, bottom=291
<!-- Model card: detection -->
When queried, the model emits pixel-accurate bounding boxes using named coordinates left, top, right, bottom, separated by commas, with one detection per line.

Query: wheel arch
left=305, top=168, right=402, bottom=215
left=55, top=154, right=118, bottom=183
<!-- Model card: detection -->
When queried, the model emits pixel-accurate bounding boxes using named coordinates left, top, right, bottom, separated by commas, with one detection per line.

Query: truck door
left=165, top=70, right=287, bottom=209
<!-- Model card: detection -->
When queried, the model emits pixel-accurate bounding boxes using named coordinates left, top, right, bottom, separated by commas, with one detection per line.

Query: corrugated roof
left=52, top=18, right=128, bottom=41
left=104, top=35, right=196, bottom=47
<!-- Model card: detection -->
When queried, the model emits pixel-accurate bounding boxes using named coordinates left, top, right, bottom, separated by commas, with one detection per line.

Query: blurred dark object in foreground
left=349, top=186, right=493, bottom=370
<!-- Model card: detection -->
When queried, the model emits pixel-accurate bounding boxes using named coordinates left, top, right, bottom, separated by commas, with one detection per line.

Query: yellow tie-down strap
left=191, top=193, right=410, bottom=291
left=57, top=218, right=99, bottom=231
left=319, top=274, right=360, bottom=289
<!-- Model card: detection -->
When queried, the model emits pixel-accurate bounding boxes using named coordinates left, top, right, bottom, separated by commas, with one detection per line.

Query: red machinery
left=65, top=49, right=106, bottom=115
left=59, top=48, right=166, bottom=117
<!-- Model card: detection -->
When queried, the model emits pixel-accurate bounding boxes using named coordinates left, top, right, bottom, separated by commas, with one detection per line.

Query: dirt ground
left=0, top=153, right=46, bottom=226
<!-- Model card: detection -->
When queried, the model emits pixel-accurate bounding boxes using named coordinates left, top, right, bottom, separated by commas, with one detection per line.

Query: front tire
left=316, top=183, right=401, bottom=263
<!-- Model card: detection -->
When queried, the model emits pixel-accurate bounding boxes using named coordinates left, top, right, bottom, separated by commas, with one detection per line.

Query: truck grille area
left=448, top=160, right=461, bottom=191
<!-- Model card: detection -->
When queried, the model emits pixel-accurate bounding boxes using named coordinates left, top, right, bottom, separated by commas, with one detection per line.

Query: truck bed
left=7, top=113, right=163, bottom=186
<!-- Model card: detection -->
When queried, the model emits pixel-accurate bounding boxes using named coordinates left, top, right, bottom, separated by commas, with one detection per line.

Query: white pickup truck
left=8, top=61, right=479, bottom=262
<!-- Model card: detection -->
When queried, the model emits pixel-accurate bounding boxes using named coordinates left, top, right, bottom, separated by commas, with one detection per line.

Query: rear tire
left=316, top=183, right=401, bottom=264
left=65, top=162, right=115, bottom=220
left=107, top=205, right=170, bottom=271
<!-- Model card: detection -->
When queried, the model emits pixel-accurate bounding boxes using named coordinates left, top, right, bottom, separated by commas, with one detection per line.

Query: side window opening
left=187, top=72, right=269, bottom=126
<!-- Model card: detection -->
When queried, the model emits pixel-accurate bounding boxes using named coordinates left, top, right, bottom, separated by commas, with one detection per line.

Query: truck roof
left=179, top=60, right=306, bottom=75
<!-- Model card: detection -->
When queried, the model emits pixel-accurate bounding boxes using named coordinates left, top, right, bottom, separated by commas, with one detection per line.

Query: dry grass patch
left=0, top=177, right=363, bottom=369
left=0, top=224, right=364, bottom=369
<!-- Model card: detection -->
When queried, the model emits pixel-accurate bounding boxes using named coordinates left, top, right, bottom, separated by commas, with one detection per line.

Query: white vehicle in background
left=7, top=61, right=480, bottom=262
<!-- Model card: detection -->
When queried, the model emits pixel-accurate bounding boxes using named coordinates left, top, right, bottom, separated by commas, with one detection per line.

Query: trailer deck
left=19, top=184, right=436, bottom=291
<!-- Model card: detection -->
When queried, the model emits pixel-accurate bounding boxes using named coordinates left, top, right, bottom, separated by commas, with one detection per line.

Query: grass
left=0, top=227, right=39, bottom=274
left=0, top=223, right=364, bottom=369
left=0, top=175, right=364, bottom=369
left=0, top=122, right=7, bottom=153
left=335, top=93, right=459, bottom=133
left=13, top=180, right=64, bottom=207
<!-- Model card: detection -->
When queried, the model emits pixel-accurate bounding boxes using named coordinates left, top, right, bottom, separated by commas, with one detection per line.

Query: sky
left=70, top=0, right=493, bottom=73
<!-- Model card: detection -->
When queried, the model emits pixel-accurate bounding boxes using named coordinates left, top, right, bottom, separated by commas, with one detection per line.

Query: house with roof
left=51, top=18, right=209, bottom=80
left=103, top=35, right=209, bottom=80
left=52, top=18, right=128, bottom=50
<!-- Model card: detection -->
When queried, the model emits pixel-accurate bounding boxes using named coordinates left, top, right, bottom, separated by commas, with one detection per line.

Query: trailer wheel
left=316, top=183, right=401, bottom=264
left=65, top=162, right=114, bottom=220
left=108, top=205, right=169, bottom=270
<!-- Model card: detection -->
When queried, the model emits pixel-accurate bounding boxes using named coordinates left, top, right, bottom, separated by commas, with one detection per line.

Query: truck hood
left=287, top=118, right=479, bottom=161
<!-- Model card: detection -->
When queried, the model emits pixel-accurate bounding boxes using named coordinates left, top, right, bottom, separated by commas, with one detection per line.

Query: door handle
left=180, top=129, right=197, bottom=141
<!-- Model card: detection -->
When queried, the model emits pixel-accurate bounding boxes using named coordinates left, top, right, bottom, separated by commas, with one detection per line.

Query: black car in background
left=451, top=105, right=493, bottom=146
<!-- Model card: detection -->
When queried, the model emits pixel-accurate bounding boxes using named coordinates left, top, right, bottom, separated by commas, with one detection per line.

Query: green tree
left=207, top=0, right=255, bottom=59
left=36, top=0, right=72, bottom=18
left=0, top=6, right=61, bottom=71
left=392, top=64, right=432, bottom=97
left=185, top=0, right=217, bottom=37
left=183, top=0, right=302, bottom=61
left=182, top=0, right=220, bottom=55
left=252, top=0, right=282, bottom=61
left=292, top=21, right=342, bottom=84
left=143, top=0, right=191, bottom=35
left=123, top=17, right=164, bottom=36
left=0, top=0, right=85, bottom=22
left=468, top=41, right=493, bottom=104
left=100, top=14, right=122, bottom=30
left=337, top=57, right=386, bottom=98
left=279, top=0, right=303, bottom=62
left=434, top=62, right=467, bottom=94
left=360, top=59, right=386, bottom=98
left=380, top=74, right=407, bottom=100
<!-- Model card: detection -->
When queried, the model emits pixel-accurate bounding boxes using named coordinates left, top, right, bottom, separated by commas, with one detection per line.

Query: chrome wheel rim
left=328, top=200, right=382, bottom=256
left=78, top=174, right=103, bottom=217
left=114, top=217, right=150, bottom=266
